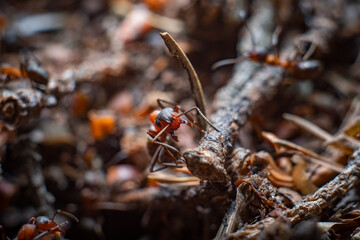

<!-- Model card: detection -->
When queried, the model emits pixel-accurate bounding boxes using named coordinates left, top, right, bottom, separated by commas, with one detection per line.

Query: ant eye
left=35, top=216, right=50, bottom=225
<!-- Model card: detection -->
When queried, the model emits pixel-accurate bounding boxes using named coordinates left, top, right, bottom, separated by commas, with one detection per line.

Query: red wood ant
left=212, top=25, right=323, bottom=80
left=15, top=210, right=79, bottom=240
left=147, top=99, right=219, bottom=172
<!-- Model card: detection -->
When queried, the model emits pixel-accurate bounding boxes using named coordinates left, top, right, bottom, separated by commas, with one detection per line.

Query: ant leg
left=147, top=129, right=158, bottom=138
left=160, top=147, right=183, bottom=169
left=28, top=217, right=36, bottom=224
left=157, top=99, right=213, bottom=132
left=157, top=99, right=188, bottom=115
left=148, top=124, right=170, bottom=142
left=0, top=225, right=9, bottom=240
left=243, top=21, right=256, bottom=52
left=29, top=80, right=42, bottom=106
left=272, top=26, right=282, bottom=58
left=302, top=41, right=317, bottom=61
left=153, top=141, right=182, bottom=156
left=157, top=99, right=191, bottom=117
left=157, top=103, right=202, bottom=132
left=150, top=141, right=183, bottom=171
left=52, top=210, right=79, bottom=222
left=32, top=221, right=69, bottom=240
left=170, top=132, right=179, bottom=142
left=0, top=75, right=6, bottom=99
left=211, top=57, right=245, bottom=70
left=212, top=21, right=253, bottom=70
left=177, top=107, right=220, bottom=132
left=150, top=146, right=167, bottom=172
left=157, top=99, right=180, bottom=109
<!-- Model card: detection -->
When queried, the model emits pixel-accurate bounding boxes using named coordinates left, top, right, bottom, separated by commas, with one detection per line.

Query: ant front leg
left=178, top=107, right=220, bottom=132
left=147, top=124, right=170, bottom=142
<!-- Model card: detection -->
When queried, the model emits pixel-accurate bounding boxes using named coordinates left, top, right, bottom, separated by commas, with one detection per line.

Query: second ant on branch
left=213, top=24, right=323, bottom=80
left=147, top=99, right=219, bottom=172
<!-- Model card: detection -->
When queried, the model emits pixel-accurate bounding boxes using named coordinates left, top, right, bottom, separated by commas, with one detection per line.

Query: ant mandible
left=147, top=99, right=219, bottom=172
left=15, top=209, right=79, bottom=240
left=212, top=25, right=323, bottom=80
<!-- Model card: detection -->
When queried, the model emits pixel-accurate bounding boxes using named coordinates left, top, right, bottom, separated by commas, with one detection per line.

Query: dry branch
left=183, top=0, right=345, bottom=183
left=183, top=1, right=282, bottom=183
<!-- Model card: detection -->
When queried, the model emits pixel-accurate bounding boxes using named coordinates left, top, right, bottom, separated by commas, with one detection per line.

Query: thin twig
left=261, top=132, right=344, bottom=173
left=283, top=113, right=333, bottom=141
left=160, top=32, right=207, bottom=130
left=226, top=149, right=360, bottom=239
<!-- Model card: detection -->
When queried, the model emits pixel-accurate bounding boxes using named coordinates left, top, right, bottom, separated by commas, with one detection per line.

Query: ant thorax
left=155, top=107, right=176, bottom=127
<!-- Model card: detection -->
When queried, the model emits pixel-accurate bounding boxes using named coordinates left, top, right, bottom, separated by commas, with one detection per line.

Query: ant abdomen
left=291, top=60, right=323, bottom=80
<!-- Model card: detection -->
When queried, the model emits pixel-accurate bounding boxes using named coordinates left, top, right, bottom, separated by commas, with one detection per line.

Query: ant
left=147, top=99, right=219, bottom=172
left=0, top=49, right=49, bottom=112
left=15, top=210, right=79, bottom=240
left=19, top=49, right=49, bottom=87
left=212, top=25, right=323, bottom=80
left=0, top=49, right=49, bottom=91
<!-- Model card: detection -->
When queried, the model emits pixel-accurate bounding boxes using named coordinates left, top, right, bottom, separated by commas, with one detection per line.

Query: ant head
left=34, top=216, right=57, bottom=231
left=34, top=216, right=51, bottom=225
left=292, top=60, right=323, bottom=79
left=248, top=46, right=268, bottom=62
left=155, top=107, right=175, bottom=127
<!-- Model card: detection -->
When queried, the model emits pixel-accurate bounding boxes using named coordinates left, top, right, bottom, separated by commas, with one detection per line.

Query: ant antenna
left=212, top=21, right=256, bottom=71
left=272, top=26, right=282, bottom=57
left=52, top=210, right=79, bottom=223
left=211, top=56, right=246, bottom=70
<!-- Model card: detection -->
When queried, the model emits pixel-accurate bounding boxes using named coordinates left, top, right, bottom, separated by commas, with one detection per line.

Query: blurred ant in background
left=147, top=99, right=219, bottom=172
left=14, top=210, right=78, bottom=240
left=0, top=49, right=50, bottom=126
left=213, top=24, right=323, bottom=80
left=0, top=49, right=49, bottom=91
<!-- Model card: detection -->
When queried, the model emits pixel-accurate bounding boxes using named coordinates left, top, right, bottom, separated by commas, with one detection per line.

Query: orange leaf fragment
left=88, top=110, right=116, bottom=140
